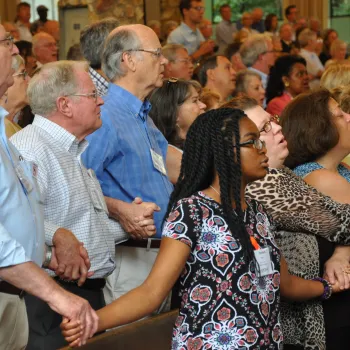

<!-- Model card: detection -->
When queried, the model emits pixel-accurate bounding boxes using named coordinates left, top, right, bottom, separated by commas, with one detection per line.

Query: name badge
left=150, top=148, right=167, bottom=175
left=254, top=247, right=273, bottom=277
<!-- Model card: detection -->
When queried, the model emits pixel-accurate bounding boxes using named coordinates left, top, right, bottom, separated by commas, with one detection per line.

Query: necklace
left=210, top=185, right=220, bottom=196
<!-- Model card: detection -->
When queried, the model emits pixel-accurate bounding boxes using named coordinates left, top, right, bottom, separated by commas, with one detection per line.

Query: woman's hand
left=60, top=318, right=83, bottom=347
left=324, top=246, right=350, bottom=290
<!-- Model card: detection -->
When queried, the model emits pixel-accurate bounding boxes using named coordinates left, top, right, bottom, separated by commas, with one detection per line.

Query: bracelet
left=42, top=246, right=52, bottom=268
left=312, top=277, right=333, bottom=300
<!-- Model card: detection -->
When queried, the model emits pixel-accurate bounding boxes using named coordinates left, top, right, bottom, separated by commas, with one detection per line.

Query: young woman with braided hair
left=61, top=109, right=343, bottom=349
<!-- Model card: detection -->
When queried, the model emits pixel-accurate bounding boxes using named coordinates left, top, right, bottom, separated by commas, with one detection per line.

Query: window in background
left=26, top=0, right=59, bottom=22
left=212, top=0, right=282, bottom=24
left=331, top=0, right=350, bottom=17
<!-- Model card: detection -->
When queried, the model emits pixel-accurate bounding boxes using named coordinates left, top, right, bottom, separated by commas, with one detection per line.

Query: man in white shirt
left=215, top=4, right=237, bottom=54
left=298, top=28, right=324, bottom=90
left=15, top=2, right=33, bottom=42
left=11, top=61, right=137, bottom=349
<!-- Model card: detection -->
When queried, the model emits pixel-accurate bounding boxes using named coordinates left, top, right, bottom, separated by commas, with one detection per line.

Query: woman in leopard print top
left=222, top=95, right=350, bottom=350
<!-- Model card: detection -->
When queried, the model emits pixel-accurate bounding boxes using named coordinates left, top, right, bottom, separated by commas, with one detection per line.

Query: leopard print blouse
left=246, top=166, right=350, bottom=350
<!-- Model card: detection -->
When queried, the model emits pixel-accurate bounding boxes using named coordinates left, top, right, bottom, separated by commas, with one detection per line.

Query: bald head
left=32, top=32, right=58, bottom=64
left=252, top=8, right=263, bottom=22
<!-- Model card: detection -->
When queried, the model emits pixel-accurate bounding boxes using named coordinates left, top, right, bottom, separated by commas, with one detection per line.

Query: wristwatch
left=42, top=246, right=52, bottom=268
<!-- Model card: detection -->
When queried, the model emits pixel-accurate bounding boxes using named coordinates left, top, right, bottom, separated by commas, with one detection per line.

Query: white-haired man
left=240, top=34, right=276, bottom=89
left=0, top=25, right=98, bottom=349
left=82, top=24, right=175, bottom=308
left=11, top=60, right=131, bottom=349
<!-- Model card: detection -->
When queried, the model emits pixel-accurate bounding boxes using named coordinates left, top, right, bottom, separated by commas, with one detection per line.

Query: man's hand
left=106, top=197, right=160, bottom=240
left=53, top=228, right=93, bottom=286
left=48, top=289, right=99, bottom=346
left=198, top=40, right=216, bottom=55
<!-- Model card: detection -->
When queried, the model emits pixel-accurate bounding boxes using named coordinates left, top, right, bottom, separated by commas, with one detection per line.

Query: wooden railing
left=60, top=309, right=178, bottom=350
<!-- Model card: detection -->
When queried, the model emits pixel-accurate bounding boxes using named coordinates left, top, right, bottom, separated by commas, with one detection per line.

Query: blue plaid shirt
left=82, top=84, right=173, bottom=238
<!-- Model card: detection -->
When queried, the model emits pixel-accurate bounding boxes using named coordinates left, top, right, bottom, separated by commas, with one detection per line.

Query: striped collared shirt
left=11, top=115, right=128, bottom=278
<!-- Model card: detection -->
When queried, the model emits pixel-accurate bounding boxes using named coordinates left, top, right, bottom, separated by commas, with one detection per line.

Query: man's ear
left=121, top=52, right=137, bottom=72
left=56, top=96, right=73, bottom=118
left=207, top=68, right=215, bottom=82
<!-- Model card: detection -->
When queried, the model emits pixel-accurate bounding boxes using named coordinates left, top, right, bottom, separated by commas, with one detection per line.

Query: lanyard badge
left=250, top=236, right=273, bottom=277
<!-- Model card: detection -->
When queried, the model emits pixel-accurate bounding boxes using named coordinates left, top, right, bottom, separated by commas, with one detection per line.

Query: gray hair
left=162, top=44, right=187, bottom=62
left=298, top=28, right=316, bottom=48
left=28, top=60, right=89, bottom=116
left=240, top=34, right=269, bottom=67
left=12, top=55, right=25, bottom=72
left=102, top=28, right=142, bottom=82
left=80, top=18, right=119, bottom=69
left=234, top=69, right=261, bottom=94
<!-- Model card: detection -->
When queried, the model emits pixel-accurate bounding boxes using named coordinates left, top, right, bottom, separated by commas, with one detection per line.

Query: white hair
left=28, top=60, right=88, bottom=116
left=240, top=34, right=269, bottom=67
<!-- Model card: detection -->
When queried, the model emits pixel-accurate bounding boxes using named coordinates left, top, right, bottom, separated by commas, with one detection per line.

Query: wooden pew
left=60, top=309, right=178, bottom=350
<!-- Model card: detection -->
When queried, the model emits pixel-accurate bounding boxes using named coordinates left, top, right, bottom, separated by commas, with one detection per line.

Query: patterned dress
left=162, top=191, right=283, bottom=350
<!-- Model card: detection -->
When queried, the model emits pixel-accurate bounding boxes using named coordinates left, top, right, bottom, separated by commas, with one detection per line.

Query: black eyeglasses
left=235, top=139, right=266, bottom=150
left=13, top=70, right=29, bottom=80
left=260, top=114, right=280, bottom=133
left=65, top=91, right=98, bottom=103
left=0, top=35, right=14, bottom=50
left=124, top=48, right=163, bottom=59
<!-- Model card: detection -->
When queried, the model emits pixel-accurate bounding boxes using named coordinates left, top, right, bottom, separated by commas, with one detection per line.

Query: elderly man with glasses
left=11, top=60, right=131, bottom=349
left=0, top=25, right=99, bottom=349
left=82, top=24, right=177, bottom=311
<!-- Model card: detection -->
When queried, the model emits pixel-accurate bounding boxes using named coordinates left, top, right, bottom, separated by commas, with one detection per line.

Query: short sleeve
left=162, top=198, right=202, bottom=249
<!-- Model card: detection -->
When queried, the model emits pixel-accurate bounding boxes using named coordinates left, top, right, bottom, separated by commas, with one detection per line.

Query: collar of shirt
left=89, top=67, right=108, bottom=90
left=248, top=67, right=268, bottom=84
left=0, top=106, right=9, bottom=144
left=33, top=115, right=88, bottom=157
left=180, top=22, right=198, bottom=35
left=107, top=83, right=152, bottom=122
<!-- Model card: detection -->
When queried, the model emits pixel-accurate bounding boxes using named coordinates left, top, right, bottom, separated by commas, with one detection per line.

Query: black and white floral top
left=162, top=191, right=283, bottom=349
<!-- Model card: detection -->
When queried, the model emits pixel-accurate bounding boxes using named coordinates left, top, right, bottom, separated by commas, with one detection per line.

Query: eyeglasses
left=260, top=114, right=280, bottom=133
left=173, top=58, right=192, bottom=65
left=13, top=70, right=28, bottom=80
left=0, top=35, right=14, bottom=51
left=124, top=48, right=163, bottom=59
left=191, top=6, right=205, bottom=11
left=65, top=91, right=98, bottom=103
left=235, top=139, right=266, bottom=150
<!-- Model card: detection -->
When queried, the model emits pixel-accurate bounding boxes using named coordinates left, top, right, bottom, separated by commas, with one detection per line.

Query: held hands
left=61, top=318, right=86, bottom=348
left=52, top=228, right=94, bottom=286
left=120, top=197, right=160, bottom=240
left=199, top=40, right=216, bottom=56
left=324, top=254, right=350, bottom=291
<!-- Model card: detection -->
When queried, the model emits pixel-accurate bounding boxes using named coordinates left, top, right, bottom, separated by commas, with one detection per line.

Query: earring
left=284, top=81, right=289, bottom=88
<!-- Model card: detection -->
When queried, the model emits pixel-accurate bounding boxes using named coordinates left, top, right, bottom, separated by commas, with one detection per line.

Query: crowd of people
left=1, top=0, right=350, bottom=349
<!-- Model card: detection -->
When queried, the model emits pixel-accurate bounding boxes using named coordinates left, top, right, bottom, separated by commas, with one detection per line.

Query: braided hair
left=165, top=108, right=255, bottom=263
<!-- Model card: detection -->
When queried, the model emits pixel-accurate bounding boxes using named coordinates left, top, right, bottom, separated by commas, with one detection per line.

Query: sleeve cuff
left=44, top=221, right=61, bottom=246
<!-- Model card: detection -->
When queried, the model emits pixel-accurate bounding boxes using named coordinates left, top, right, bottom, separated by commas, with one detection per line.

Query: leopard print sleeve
left=246, top=167, right=350, bottom=244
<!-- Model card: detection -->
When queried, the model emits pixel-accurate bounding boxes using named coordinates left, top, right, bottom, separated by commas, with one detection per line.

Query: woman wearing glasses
left=62, top=108, right=345, bottom=349
left=0, top=55, right=29, bottom=137
left=223, top=95, right=350, bottom=350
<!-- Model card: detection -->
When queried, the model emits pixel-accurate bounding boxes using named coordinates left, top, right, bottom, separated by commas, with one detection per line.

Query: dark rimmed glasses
left=0, top=35, right=14, bottom=51
left=235, top=139, right=266, bottom=150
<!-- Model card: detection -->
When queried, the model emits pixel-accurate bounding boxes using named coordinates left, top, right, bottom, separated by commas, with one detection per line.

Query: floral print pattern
left=163, top=192, right=282, bottom=349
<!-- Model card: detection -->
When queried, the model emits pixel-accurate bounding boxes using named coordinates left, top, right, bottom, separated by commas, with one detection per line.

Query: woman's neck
left=0, top=99, right=22, bottom=122
left=317, top=146, right=349, bottom=171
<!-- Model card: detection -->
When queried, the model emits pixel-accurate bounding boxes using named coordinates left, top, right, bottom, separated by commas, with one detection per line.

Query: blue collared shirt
left=0, top=107, right=45, bottom=268
left=82, top=84, right=173, bottom=238
left=167, top=22, right=205, bottom=55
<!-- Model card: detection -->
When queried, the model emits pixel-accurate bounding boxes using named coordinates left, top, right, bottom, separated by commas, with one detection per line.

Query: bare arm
left=62, top=237, right=190, bottom=345
left=0, top=262, right=98, bottom=345
left=191, top=40, right=216, bottom=61
left=280, top=256, right=324, bottom=301
left=304, top=169, right=350, bottom=204
left=166, top=145, right=182, bottom=185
